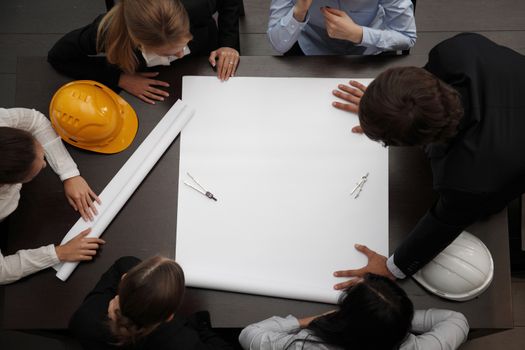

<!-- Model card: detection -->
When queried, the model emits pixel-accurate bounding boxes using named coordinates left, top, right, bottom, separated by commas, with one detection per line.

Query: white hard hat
left=412, top=231, right=494, bottom=301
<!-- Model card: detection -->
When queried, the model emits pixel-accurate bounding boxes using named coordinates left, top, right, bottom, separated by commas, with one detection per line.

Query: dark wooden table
left=0, top=55, right=512, bottom=330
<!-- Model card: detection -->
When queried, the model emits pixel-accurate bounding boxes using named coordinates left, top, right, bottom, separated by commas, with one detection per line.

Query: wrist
left=298, top=316, right=315, bottom=328
left=118, top=73, right=128, bottom=89
left=55, top=245, right=65, bottom=261
left=293, top=6, right=308, bottom=22
left=347, top=25, right=363, bottom=44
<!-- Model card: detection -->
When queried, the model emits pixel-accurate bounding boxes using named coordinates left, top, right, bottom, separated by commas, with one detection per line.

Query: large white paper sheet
left=177, top=77, right=387, bottom=304
left=55, top=100, right=194, bottom=281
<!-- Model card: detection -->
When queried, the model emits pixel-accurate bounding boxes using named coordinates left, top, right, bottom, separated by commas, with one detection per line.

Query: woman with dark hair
left=69, top=256, right=233, bottom=350
left=329, top=33, right=525, bottom=284
left=239, top=274, right=468, bottom=350
left=0, top=108, right=104, bottom=284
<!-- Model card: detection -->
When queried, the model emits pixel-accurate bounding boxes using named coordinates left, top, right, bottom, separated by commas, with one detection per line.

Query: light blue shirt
left=268, top=0, right=417, bottom=55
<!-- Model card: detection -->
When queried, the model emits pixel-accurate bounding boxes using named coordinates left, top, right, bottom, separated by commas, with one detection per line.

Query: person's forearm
left=393, top=211, right=465, bottom=276
left=216, top=0, right=241, bottom=50
left=0, top=245, right=59, bottom=285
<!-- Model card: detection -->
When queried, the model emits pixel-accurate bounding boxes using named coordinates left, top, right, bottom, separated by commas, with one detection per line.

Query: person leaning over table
left=328, top=33, right=525, bottom=287
left=239, top=273, right=468, bottom=350
left=69, top=256, right=234, bottom=350
left=48, top=0, right=240, bottom=105
left=268, top=0, right=416, bottom=56
left=0, top=108, right=104, bottom=284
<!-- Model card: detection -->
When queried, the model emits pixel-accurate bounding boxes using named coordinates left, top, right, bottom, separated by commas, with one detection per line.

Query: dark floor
left=1, top=0, right=525, bottom=349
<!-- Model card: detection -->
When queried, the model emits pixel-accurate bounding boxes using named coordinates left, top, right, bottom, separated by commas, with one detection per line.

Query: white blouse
left=0, top=107, right=80, bottom=284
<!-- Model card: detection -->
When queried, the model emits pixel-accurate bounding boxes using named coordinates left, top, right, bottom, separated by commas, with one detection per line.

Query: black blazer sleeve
left=47, top=14, right=123, bottom=91
left=215, top=0, right=240, bottom=51
left=186, top=311, right=234, bottom=350
left=393, top=190, right=488, bottom=276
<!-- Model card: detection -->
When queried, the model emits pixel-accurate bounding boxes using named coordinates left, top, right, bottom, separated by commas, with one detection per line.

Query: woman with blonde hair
left=70, top=256, right=233, bottom=349
left=48, top=0, right=240, bottom=104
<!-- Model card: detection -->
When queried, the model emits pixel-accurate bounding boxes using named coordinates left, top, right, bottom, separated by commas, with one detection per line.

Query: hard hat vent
left=412, top=231, right=494, bottom=301
left=49, top=80, right=138, bottom=154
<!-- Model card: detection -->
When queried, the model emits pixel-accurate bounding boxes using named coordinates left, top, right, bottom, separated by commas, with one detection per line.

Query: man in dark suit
left=331, top=33, right=525, bottom=287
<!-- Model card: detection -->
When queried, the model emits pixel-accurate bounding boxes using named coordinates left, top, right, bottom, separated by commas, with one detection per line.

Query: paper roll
left=54, top=100, right=195, bottom=281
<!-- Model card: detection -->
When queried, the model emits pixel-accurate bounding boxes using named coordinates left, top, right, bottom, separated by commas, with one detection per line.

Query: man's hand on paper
left=322, top=7, right=363, bottom=43
left=293, top=0, right=313, bottom=22
left=332, top=244, right=395, bottom=290
left=55, top=228, right=105, bottom=262
left=209, top=47, right=240, bottom=81
left=118, top=72, right=170, bottom=105
left=332, top=80, right=366, bottom=134
left=64, top=176, right=101, bottom=222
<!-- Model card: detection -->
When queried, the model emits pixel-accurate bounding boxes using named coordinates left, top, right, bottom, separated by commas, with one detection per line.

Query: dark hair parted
left=359, top=67, right=464, bottom=146
left=306, top=274, right=414, bottom=350
left=110, top=256, right=185, bottom=346
left=0, top=127, right=36, bottom=185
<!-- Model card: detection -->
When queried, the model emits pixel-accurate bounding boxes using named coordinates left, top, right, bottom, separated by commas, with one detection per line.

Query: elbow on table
left=238, top=326, right=261, bottom=349
left=266, top=30, right=293, bottom=55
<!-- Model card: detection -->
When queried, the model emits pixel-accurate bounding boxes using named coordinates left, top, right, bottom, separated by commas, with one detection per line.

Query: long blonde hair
left=97, top=0, right=192, bottom=73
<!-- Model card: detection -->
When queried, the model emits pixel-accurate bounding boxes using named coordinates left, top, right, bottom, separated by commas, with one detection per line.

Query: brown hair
left=358, top=67, right=464, bottom=146
left=97, top=0, right=192, bottom=73
left=109, top=256, right=185, bottom=346
left=0, top=127, right=36, bottom=185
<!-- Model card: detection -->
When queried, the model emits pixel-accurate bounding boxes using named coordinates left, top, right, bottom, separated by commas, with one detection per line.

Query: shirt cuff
left=43, top=244, right=61, bottom=266
left=387, top=255, right=406, bottom=279
left=359, top=26, right=377, bottom=47
left=280, top=8, right=309, bottom=35
left=59, top=170, right=81, bottom=182
left=281, top=315, right=301, bottom=331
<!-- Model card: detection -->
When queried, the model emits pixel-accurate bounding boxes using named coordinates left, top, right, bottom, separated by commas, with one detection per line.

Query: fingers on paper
left=355, top=244, right=375, bottom=258
left=338, top=84, right=364, bottom=98
left=89, top=189, right=102, bottom=205
left=332, top=89, right=360, bottom=104
left=332, top=101, right=358, bottom=113
left=80, top=197, right=94, bottom=221
left=352, top=125, right=364, bottom=134
left=75, top=229, right=92, bottom=240
left=349, top=80, right=367, bottom=93
left=333, top=278, right=361, bottom=290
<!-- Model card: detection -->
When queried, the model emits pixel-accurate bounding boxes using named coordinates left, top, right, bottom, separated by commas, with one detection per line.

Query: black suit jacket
left=47, top=0, right=240, bottom=91
left=69, top=257, right=233, bottom=350
left=393, top=33, right=525, bottom=276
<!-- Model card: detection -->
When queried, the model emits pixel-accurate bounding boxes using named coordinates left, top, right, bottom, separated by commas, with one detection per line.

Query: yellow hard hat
left=49, top=80, right=138, bottom=154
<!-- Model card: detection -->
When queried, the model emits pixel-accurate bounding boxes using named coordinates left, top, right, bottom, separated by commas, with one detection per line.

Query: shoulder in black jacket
left=47, top=0, right=240, bottom=91
left=69, top=256, right=233, bottom=350
left=393, top=33, right=525, bottom=276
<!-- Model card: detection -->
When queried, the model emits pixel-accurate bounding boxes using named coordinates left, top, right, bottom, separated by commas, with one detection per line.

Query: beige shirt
left=0, top=107, right=79, bottom=284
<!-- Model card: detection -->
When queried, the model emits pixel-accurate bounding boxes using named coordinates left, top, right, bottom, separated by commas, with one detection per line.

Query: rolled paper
left=54, top=100, right=195, bottom=281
